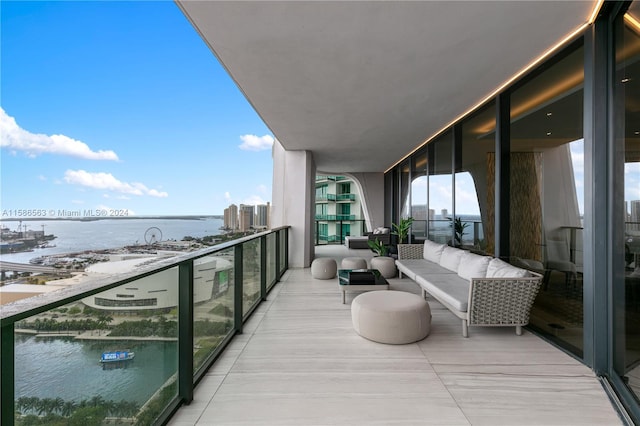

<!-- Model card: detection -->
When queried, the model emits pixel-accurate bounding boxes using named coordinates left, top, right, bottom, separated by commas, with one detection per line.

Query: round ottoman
left=311, top=258, right=337, bottom=279
left=370, top=256, right=396, bottom=278
left=351, top=290, right=431, bottom=344
left=341, top=257, right=367, bottom=270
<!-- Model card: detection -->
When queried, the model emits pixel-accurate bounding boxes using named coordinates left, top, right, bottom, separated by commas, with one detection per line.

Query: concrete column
left=347, top=172, right=385, bottom=231
left=271, top=140, right=315, bottom=268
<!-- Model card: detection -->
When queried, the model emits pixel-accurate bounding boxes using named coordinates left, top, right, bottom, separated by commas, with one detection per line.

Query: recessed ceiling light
left=546, top=132, right=552, bottom=136
left=635, top=131, right=640, bottom=135
left=622, top=77, right=631, bottom=83
left=546, top=112, right=553, bottom=117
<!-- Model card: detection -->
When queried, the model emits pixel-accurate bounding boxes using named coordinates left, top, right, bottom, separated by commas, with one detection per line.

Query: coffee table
left=338, top=269, right=389, bottom=304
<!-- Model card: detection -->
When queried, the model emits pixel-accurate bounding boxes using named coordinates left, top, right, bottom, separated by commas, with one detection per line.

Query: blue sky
left=1, top=1, right=274, bottom=217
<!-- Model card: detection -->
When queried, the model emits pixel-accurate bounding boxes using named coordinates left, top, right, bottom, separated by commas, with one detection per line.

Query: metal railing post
left=260, top=236, right=267, bottom=300
left=178, top=261, right=194, bottom=404
left=234, top=244, right=244, bottom=334
left=1, top=323, right=14, bottom=426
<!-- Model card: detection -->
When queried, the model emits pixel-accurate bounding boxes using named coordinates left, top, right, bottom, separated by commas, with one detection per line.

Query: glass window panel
left=411, top=150, right=428, bottom=239
left=14, top=268, right=179, bottom=424
left=193, top=250, right=235, bottom=373
left=459, top=101, right=495, bottom=253
left=242, top=239, right=261, bottom=317
left=510, top=45, right=584, bottom=356
left=428, top=131, right=453, bottom=244
left=267, top=233, right=277, bottom=290
left=614, top=1, right=640, bottom=400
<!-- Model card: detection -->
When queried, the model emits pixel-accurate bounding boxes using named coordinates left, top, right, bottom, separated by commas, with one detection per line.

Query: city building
left=255, top=202, right=270, bottom=229
left=238, top=204, right=254, bottom=232
left=315, top=175, right=365, bottom=244
left=223, top=203, right=238, bottom=231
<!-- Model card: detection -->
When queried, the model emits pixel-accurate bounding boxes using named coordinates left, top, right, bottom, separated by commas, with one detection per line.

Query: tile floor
left=168, top=246, right=623, bottom=425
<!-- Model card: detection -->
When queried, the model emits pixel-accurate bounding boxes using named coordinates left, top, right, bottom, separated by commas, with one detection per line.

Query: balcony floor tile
left=169, top=245, right=622, bottom=425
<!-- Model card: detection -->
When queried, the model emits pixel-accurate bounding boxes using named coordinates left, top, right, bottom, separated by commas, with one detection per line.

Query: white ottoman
left=370, top=256, right=396, bottom=278
left=351, top=290, right=431, bottom=344
left=311, top=258, right=337, bottom=279
left=341, top=257, right=367, bottom=270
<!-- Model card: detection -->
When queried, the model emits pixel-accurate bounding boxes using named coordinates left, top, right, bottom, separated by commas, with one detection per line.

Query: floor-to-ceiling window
left=509, top=44, right=585, bottom=355
left=458, top=101, right=495, bottom=253
left=411, top=149, right=428, bottom=239
left=614, top=1, right=640, bottom=402
left=428, top=131, right=453, bottom=244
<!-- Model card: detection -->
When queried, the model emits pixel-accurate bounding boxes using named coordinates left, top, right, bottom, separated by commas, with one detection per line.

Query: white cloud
left=257, top=184, right=269, bottom=195
left=71, top=199, right=84, bottom=205
left=238, top=134, right=274, bottom=151
left=0, top=108, right=119, bottom=160
left=63, top=170, right=168, bottom=198
left=242, top=195, right=267, bottom=205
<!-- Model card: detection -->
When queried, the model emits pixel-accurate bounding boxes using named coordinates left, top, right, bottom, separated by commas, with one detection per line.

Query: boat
left=100, top=350, right=135, bottom=370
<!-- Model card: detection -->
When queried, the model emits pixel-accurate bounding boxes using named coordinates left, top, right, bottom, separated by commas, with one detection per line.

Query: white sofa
left=395, top=241, right=542, bottom=337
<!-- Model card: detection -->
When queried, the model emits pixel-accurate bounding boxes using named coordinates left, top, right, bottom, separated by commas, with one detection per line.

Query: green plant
left=391, top=217, right=414, bottom=244
left=367, top=238, right=388, bottom=256
left=452, top=217, right=469, bottom=246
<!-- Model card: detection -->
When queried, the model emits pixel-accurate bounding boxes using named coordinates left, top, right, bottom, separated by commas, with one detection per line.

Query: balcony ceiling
left=176, top=1, right=596, bottom=173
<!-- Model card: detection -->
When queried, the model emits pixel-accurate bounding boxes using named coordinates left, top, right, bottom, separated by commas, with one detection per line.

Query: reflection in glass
left=459, top=101, right=495, bottom=254
left=267, top=233, right=277, bottom=290
left=411, top=150, right=428, bottom=238
left=192, top=250, right=235, bottom=373
left=614, top=2, right=640, bottom=401
left=14, top=268, right=180, bottom=424
left=510, top=45, right=584, bottom=356
left=428, top=131, right=453, bottom=244
left=242, top=239, right=262, bottom=317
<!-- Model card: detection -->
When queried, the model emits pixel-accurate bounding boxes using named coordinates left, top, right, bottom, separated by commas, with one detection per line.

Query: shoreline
left=15, top=329, right=178, bottom=342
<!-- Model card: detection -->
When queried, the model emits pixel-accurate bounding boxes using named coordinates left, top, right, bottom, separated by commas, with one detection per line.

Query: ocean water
left=0, top=217, right=224, bottom=264
left=4, top=218, right=219, bottom=409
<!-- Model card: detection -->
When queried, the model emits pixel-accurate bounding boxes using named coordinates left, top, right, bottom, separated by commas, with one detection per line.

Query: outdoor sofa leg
left=462, top=320, right=468, bottom=338
left=421, top=288, right=427, bottom=299
left=516, top=325, right=522, bottom=336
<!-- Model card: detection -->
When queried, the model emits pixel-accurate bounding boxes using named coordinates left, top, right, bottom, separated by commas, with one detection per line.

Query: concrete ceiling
left=176, top=1, right=596, bottom=174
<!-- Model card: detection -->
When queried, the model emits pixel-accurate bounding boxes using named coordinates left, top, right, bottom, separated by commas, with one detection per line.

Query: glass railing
left=335, top=194, right=355, bottom=201
left=315, top=215, right=356, bottom=221
left=314, top=220, right=367, bottom=245
left=1, top=227, right=289, bottom=426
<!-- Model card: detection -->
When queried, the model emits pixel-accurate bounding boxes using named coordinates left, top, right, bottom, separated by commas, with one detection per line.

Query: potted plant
left=392, top=217, right=414, bottom=244
left=451, top=217, right=469, bottom=247
left=368, top=238, right=389, bottom=257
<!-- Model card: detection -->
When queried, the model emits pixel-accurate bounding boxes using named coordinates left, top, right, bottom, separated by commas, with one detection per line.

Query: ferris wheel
left=144, top=227, right=162, bottom=245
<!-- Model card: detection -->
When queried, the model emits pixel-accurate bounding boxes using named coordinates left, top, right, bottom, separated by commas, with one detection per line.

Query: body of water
left=0, top=217, right=224, bottom=264
left=4, top=217, right=221, bottom=410
left=15, top=334, right=177, bottom=405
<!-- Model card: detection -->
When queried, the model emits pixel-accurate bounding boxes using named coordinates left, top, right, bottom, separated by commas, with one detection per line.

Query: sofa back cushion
left=439, top=247, right=465, bottom=272
left=423, top=240, right=446, bottom=263
left=457, top=252, right=492, bottom=281
left=486, top=258, right=531, bottom=278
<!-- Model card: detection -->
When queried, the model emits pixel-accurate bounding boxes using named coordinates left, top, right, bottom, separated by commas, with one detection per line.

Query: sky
left=0, top=1, right=274, bottom=218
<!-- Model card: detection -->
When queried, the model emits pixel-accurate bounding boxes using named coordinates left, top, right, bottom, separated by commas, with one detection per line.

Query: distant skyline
left=1, top=1, right=273, bottom=218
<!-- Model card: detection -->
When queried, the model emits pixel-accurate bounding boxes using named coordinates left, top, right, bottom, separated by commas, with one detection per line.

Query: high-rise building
left=224, top=204, right=238, bottom=230
left=315, top=175, right=364, bottom=244
left=255, top=202, right=270, bottom=229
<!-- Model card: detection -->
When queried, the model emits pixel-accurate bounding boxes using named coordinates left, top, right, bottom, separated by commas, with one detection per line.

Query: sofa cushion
left=423, top=240, right=446, bottom=263
left=416, top=273, right=470, bottom=312
left=486, top=258, right=531, bottom=278
left=396, top=259, right=455, bottom=281
left=457, top=252, right=492, bottom=281
left=439, top=247, right=465, bottom=272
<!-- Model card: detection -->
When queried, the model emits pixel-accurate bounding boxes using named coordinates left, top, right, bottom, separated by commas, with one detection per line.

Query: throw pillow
left=457, top=252, right=492, bottom=281
left=486, top=258, right=531, bottom=278
left=423, top=240, right=446, bottom=263
left=439, top=246, right=465, bottom=272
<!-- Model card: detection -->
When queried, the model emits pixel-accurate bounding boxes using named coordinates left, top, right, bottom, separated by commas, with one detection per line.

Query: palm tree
left=61, top=400, right=77, bottom=417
